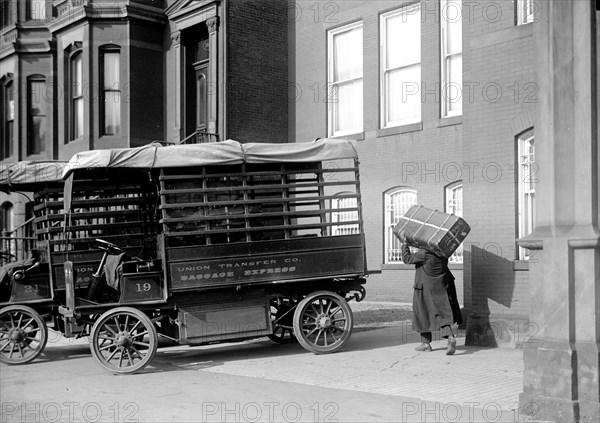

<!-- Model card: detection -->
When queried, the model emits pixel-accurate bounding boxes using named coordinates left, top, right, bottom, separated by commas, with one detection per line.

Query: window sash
left=69, top=53, right=83, bottom=141
left=445, top=184, right=464, bottom=263
left=28, top=80, right=46, bottom=155
left=328, top=22, right=363, bottom=137
left=102, top=50, right=121, bottom=135
left=517, top=0, right=534, bottom=25
left=27, top=0, right=46, bottom=21
left=441, top=0, right=462, bottom=118
left=517, top=132, right=535, bottom=260
left=381, top=5, right=422, bottom=128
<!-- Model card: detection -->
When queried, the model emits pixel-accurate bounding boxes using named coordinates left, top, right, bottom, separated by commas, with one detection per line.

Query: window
left=385, top=188, right=417, bottom=263
left=517, top=129, right=535, bottom=260
left=328, top=22, right=363, bottom=137
left=101, top=48, right=121, bottom=135
left=68, top=50, right=83, bottom=141
left=516, top=0, right=534, bottom=25
left=1, top=0, right=16, bottom=29
left=1, top=78, right=14, bottom=159
left=27, top=0, right=46, bottom=21
left=28, top=77, right=46, bottom=155
left=1, top=201, right=12, bottom=232
left=445, top=182, right=464, bottom=263
left=441, top=0, right=462, bottom=117
left=331, top=194, right=359, bottom=236
left=381, top=4, right=421, bottom=128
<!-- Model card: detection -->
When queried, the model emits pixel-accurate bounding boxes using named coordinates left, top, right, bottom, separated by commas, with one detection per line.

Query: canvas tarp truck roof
left=0, top=161, right=68, bottom=192
left=62, top=139, right=358, bottom=177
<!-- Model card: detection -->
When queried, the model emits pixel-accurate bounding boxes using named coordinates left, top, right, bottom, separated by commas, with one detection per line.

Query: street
left=1, top=320, right=526, bottom=423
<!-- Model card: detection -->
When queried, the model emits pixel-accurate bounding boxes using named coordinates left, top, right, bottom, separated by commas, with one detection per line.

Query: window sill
left=377, top=122, right=423, bottom=138
left=381, top=263, right=414, bottom=270
left=448, top=263, right=463, bottom=271
left=437, top=115, right=462, bottom=128
left=331, top=132, right=364, bottom=141
left=513, top=261, right=529, bottom=271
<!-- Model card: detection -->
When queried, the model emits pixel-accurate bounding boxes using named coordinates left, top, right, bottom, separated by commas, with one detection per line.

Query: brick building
left=289, top=0, right=537, bottom=346
left=0, top=0, right=288, bottom=254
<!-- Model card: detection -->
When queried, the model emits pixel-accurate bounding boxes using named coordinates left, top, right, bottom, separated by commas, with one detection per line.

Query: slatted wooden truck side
left=55, top=139, right=367, bottom=373
left=0, top=161, right=68, bottom=364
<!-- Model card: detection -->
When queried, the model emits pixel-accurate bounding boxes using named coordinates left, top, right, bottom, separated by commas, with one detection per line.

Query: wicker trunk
left=393, top=205, right=470, bottom=258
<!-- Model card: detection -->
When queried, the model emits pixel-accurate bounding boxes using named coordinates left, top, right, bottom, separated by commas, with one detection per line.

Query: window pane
left=445, top=54, right=462, bottom=114
left=333, top=26, right=362, bottom=82
left=103, top=52, right=120, bottom=89
left=518, top=131, right=535, bottom=259
left=31, top=116, right=46, bottom=154
left=104, top=92, right=121, bottom=135
left=30, top=81, right=46, bottom=116
left=444, top=1, right=462, bottom=55
left=74, top=97, right=83, bottom=138
left=72, top=54, right=82, bottom=97
left=386, top=6, right=421, bottom=69
left=28, top=0, right=46, bottom=20
left=387, top=65, right=421, bottom=125
left=333, top=79, right=363, bottom=134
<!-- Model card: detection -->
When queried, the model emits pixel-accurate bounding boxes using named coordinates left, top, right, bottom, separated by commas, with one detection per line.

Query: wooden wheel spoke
left=310, top=304, right=319, bottom=316
left=0, top=340, right=12, bottom=351
left=112, top=317, right=122, bottom=333
left=21, top=317, right=35, bottom=331
left=16, top=342, right=25, bottom=357
left=106, top=348, right=119, bottom=363
left=0, top=320, right=10, bottom=330
left=97, top=334, right=115, bottom=342
left=8, top=313, right=15, bottom=329
left=103, top=324, right=118, bottom=337
left=132, top=341, right=150, bottom=348
left=130, top=346, right=144, bottom=360
left=131, top=330, right=148, bottom=340
left=124, top=315, right=130, bottom=332
left=118, top=351, right=125, bottom=368
left=329, top=330, right=339, bottom=343
left=99, top=343, right=115, bottom=352
left=8, top=343, right=15, bottom=358
left=125, top=350, right=133, bottom=367
left=129, top=319, right=142, bottom=334
left=325, top=300, right=333, bottom=314
left=24, top=327, right=41, bottom=335
left=330, top=306, right=342, bottom=316
left=332, top=317, right=346, bottom=324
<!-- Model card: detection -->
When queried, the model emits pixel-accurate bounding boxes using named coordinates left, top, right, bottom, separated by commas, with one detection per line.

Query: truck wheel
left=0, top=305, right=48, bottom=364
left=293, top=291, right=353, bottom=354
left=90, top=307, right=157, bottom=374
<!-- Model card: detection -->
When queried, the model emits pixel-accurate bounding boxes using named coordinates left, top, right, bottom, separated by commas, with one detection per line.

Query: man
left=401, top=243, right=462, bottom=354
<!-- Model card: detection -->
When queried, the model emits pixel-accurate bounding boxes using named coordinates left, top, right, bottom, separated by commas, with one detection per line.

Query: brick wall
left=462, top=0, right=536, bottom=320
left=226, top=0, right=289, bottom=143
left=291, top=0, right=536, bottom=325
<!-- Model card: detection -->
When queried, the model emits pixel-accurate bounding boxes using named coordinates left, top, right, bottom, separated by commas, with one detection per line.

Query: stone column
left=519, top=1, right=599, bottom=422
left=206, top=16, right=219, bottom=135
left=171, top=31, right=182, bottom=133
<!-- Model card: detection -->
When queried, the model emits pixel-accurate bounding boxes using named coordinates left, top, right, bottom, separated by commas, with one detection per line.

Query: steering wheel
left=95, top=239, right=124, bottom=255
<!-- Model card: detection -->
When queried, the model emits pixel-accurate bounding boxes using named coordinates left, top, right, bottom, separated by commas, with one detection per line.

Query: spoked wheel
left=293, top=290, right=353, bottom=354
left=0, top=305, right=48, bottom=364
left=268, top=298, right=297, bottom=344
left=90, top=307, right=157, bottom=374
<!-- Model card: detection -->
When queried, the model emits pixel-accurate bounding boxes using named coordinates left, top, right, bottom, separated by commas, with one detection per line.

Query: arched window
left=517, top=128, right=535, bottom=260
left=331, top=193, right=359, bottom=236
left=384, top=187, right=417, bottom=263
left=27, top=75, right=47, bottom=155
left=445, top=181, right=463, bottom=263
left=1, top=76, right=14, bottom=159
left=67, top=46, right=83, bottom=141
left=100, top=46, right=121, bottom=135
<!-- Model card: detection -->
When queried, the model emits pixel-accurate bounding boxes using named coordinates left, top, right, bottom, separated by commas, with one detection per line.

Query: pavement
left=1, top=301, right=528, bottom=422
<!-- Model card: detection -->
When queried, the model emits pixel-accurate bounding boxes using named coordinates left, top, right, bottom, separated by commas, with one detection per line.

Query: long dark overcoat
left=401, top=243, right=462, bottom=333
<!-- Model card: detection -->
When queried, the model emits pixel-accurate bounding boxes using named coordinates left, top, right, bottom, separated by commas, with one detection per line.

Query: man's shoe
left=446, top=336, right=456, bottom=355
left=415, top=343, right=432, bottom=352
